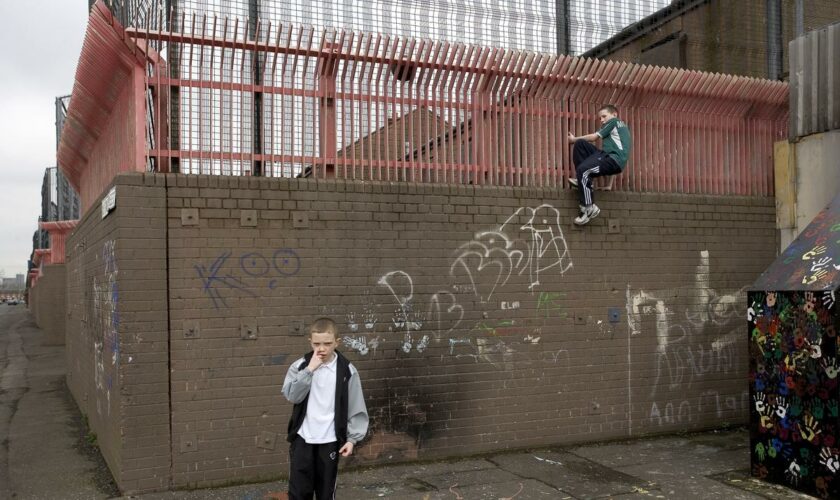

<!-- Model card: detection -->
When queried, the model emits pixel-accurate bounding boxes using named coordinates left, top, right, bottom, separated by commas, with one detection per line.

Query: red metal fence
left=59, top=2, right=789, bottom=213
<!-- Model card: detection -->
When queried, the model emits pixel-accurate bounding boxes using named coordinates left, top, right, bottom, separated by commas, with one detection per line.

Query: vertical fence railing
left=74, top=5, right=788, bottom=197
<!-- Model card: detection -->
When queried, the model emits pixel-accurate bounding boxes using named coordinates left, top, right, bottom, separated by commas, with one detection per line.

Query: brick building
left=583, top=0, right=840, bottom=79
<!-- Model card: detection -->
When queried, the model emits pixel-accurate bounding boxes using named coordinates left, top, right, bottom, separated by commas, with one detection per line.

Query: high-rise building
left=55, top=95, right=81, bottom=220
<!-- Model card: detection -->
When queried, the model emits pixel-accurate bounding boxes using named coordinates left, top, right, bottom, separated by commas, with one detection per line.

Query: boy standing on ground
left=567, top=104, right=632, bottom=225
left=283, top=317, right=369, bottom=499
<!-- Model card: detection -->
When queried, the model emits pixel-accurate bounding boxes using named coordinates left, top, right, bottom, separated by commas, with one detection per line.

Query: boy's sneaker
left=574, top=204, right=600, bottom=225
left=568, top=177, right=579, bottom=188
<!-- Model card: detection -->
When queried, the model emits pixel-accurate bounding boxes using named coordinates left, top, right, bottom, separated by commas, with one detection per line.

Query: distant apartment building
left=55, top=95, right=80, bottom=221
left=1, top=275, right=25, bottom=291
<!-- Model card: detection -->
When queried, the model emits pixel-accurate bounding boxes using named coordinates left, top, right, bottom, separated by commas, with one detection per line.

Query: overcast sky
left=0, top=2, right=88, bottom=278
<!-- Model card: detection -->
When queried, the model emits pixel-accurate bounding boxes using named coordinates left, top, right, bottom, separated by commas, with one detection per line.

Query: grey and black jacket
left=282, top=350, right=369, bottom=445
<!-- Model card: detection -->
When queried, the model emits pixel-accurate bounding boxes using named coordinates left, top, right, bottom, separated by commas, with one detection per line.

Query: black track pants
left=288, top=436, right=341, bottom=500
left=573, top=139, right=622, bottom=205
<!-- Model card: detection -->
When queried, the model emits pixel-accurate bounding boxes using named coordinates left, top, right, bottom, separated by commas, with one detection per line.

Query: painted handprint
left=754, top=442, right=766, bottom=461
left=821, top=357, right=839, bottom=379
left=803, top=269, right=828, bottom=285
left=400, top=333, right=431, bottom=354
left=785, top=460, right=801, bottom=485
left=829, top=400, right=839, bottom=418
left=753, top=393, right=768, bottom=414
left=362, top=304, right=377, bottom=331
left=346, top=312, right=359, bottom=333
left=804, top=291, right=817, bottom=313
left=823, top=290, right=836, bottom=309
left=342, top=336, right=369, bottom=356
left=798, top=414, right=822, bottom=443
left=774, top=397, right=788, bottom=419
left=747, top=305, right=757, bottom=322
left=812, top=400, right=825, bottom=420
left=803, top=245, right=828, bottom=260
left=819, top=447, right=840, bottom=473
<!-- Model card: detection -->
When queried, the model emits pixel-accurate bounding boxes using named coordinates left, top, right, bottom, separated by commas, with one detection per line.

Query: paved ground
left=0, top=305, right=817, bottom=499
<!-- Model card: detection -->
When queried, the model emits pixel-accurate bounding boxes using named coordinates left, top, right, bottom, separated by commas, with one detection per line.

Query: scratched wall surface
left=67, top=172, right=778, bottom=493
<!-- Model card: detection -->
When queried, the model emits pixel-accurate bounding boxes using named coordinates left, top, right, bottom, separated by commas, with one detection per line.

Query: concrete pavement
left=0, top=305, right=817, bottom=499
left=0, top=303, right=118, bottom=500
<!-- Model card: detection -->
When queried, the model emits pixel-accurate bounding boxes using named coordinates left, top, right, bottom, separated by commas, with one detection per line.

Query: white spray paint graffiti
left=427, top=291, right=465, bottom=341
left=362, top=293, right=378, bottom=331
left=378, top=271, right=425, bottom=333
left=342, top=335, right=383, bottom=356
left=449, top=205, right=572, bottom=303
left=342, top=204, right=573, bottom=367
left=626, top=250, right=747, bottom=425
left=512, top=204, right=574, bottom=289
left=627, top=251, right=745, bottom=353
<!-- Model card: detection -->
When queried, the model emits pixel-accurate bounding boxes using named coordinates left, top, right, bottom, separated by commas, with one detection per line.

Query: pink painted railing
left=30, top=249, right=52, bottom=288
left=57, top=2, right=148, bottom=214
left=39, top=220, right=79, bottom=265
left=59, top=2, right=788, bottom=212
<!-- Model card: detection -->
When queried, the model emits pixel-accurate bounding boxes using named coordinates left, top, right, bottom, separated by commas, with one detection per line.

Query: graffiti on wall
left=337, top=204, right=572, bottom=366
left=626, top=250, right=748, bottom=429
left=92, top=240, right=119, bottom=416
left=194, top=248, right=301, bottom=308
left=749, top=290, right=839, bottom=499
left=335, top=204, right=573, bottom=455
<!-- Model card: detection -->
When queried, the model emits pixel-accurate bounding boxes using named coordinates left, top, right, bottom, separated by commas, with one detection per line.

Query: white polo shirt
left=298, top=354, right=338, bottom=444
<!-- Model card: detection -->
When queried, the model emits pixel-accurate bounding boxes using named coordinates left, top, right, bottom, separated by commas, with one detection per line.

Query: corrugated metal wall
left=789, top=21, right=840, bottom=139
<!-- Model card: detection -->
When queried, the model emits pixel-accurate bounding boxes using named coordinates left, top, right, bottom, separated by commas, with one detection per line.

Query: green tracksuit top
left=596, top=117, right=632, bottom=169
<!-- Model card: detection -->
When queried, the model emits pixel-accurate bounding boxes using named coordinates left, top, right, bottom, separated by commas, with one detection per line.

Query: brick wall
left=30, top=264, right=67, bottom=345
left=598, top=0, right=839, bottom=78
left=67, top=172, right=778, bottom=492
left=66, top=176, right=170, bottom=493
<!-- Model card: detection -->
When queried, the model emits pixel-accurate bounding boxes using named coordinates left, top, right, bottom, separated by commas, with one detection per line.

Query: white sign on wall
left=101, top=186, right=116, bottom=219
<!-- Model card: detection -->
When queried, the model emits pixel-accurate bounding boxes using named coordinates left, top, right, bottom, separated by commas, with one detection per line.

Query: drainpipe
left=795, top=0, right=804, bottom=37
left=766, top=0, right=783, bottom=80
left=249, top=0, right=264, bottom=176
left=556, top=0, right=571, bottom=55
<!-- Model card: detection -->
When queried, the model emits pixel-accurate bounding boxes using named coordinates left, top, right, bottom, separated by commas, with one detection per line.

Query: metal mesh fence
left=113, top=0, right=676, bottom=56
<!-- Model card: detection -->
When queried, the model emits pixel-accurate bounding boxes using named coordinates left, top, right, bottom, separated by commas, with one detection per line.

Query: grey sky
left=0, top=2, right=87, bottom=277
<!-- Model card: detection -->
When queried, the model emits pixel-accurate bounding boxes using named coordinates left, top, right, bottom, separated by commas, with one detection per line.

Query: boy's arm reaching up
left=282, top=358, right=313, bottom=404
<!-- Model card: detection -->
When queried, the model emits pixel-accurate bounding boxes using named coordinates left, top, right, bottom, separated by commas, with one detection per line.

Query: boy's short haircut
left=309, top=317, right=338, bottom=337
left=600, top=104, right=618, bottom=114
